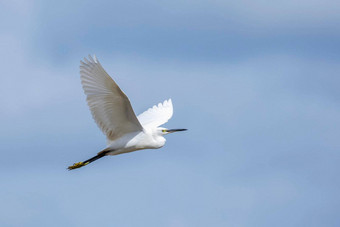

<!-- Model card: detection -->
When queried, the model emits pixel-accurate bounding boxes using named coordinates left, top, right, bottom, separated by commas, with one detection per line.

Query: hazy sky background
left=1, top=0, right=340, bottom=226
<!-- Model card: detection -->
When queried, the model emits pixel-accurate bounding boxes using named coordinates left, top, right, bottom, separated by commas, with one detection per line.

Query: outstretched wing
left=80, top=55, right=143, bottom=140
left=137, top=99, right=173, bottom=129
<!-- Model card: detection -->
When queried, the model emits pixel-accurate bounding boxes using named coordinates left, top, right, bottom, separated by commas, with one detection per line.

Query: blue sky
left=1, top=0, right=340, bottom=226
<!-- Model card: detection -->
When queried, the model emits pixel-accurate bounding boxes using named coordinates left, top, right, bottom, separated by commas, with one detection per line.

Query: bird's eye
left=162, top=130, right=166, bottom=133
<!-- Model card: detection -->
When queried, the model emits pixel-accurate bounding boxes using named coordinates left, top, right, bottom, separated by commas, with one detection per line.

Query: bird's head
left=157, top=127, right=187, bottom=136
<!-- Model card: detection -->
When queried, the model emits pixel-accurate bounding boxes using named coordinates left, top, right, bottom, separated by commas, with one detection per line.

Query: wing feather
left=80, top=55, right=143, bottom=140
left=137, top=99, right=173, bottom=128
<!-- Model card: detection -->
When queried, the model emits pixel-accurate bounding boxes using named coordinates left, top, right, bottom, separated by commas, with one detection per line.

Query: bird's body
left=105, top=128, right=165, bottom=156
left=68, top=55, right=186, bottom=170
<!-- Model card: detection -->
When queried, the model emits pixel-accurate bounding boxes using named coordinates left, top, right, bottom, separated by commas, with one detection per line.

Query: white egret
left=68, top=55, right=187, bottom=170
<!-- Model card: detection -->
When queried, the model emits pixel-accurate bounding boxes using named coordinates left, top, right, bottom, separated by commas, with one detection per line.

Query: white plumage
left=68, top=55, right=186, bottom=170
left=80, top=55, right=143, bottom=140
left=137, top=99, right=173, bottom=129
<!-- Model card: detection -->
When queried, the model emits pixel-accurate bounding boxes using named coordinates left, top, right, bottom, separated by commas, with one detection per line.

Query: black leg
left=68, top=150, right=110, bottom=170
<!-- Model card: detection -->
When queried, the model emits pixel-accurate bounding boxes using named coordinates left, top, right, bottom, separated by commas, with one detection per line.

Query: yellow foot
left=68, top=162, right=89, bottom=170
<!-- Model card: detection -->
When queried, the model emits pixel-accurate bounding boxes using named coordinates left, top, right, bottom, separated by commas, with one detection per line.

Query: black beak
left=167, top=129, right=188, bottom=133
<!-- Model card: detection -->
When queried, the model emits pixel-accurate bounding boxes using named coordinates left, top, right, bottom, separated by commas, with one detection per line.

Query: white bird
left=68, top=55, right=187, bottom=170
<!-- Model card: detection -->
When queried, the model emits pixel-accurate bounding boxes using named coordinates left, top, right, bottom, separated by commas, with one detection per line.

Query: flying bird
left=68, top=55, right=187, bottom=170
